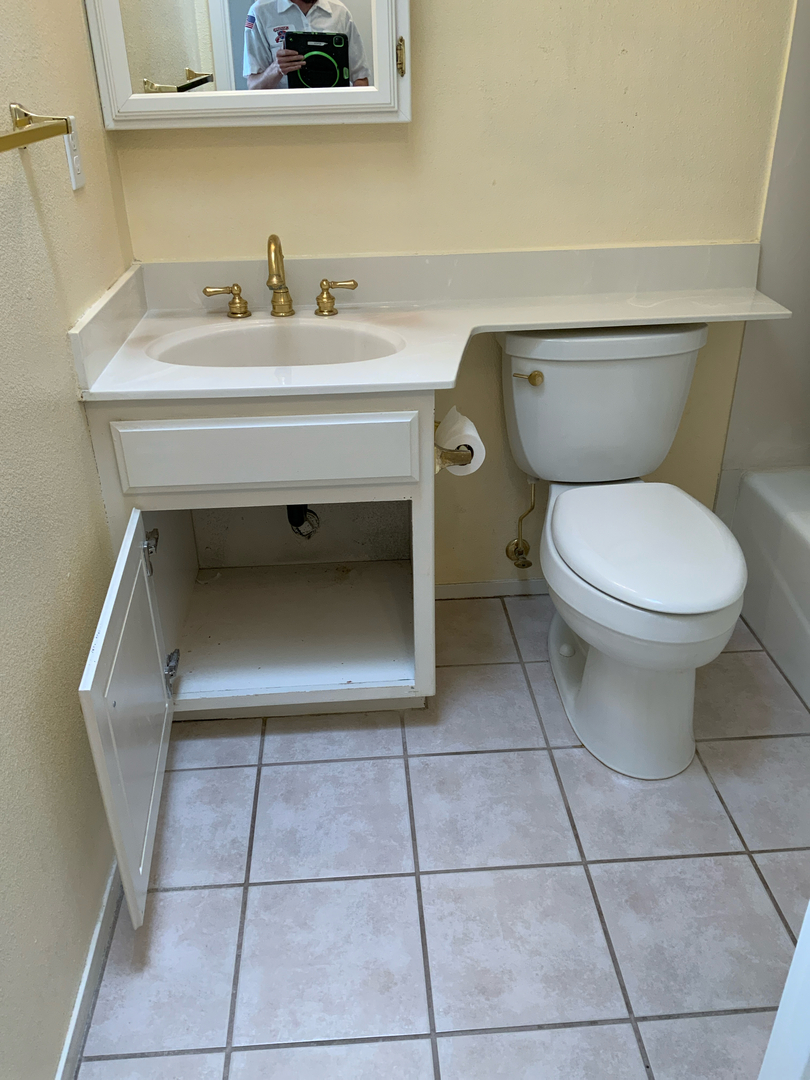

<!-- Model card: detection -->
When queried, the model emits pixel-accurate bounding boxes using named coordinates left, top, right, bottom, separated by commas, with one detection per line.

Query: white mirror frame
left=85, top=0, right=410, bottom=129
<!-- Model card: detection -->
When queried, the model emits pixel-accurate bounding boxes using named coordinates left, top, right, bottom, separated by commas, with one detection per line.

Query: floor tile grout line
left=261, top=753, right=404, bottom=766
left=409, top=746, right=554, bottom=758
left=432, top=1007, right=779, bottom=1037
left=165, top=731, right=810, bottom=770
left=144, top=842, right=810, bottom=896
left=401, top=717, right=442, bottom=1080
left=696, top=732, right=810, bottom=743
left=81, top=1002, right=785, bottom=1064
left=150, top=873, right=416, bottom=893
left=580, top=846, right=655, bottom=1075
left=571, top=818, right=656, bottom=1077
left=435, top=660, right=529, bottom=669
left=433, top=1019, right=633, bottom=1039
left=421, top=861, right=581, bottom=875
left=751, top=845, right=810, bottom=855
left=74, top=886, right=125, bottom=1076
left=586, top=845, right=809, bottom=861
left=261, top=751, right=403, bottom=768
left=149, top=883, right=249, bottom=894
left=500, top=599, right=655, bottom=1079
left=168, top=753, right=405, bottom=773
left=694, top=748, right=798, bottom=948
left=166, top=761, right=265, bottom=773
left=634, top=1005, right=779, bottom=1023
left=222, top=718, right=267, bottom=1080
left=585, top=850, right=750, bottom=865
left=83, top=1048, right=228, bottom=1063
left=696, top=746, right=798, bottom=942
left=168, top=747, right=599, bottom=774
left=419, top=848, right=810, bottom=870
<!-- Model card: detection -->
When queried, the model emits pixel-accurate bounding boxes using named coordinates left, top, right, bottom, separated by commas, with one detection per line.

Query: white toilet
left=500, top=324, right=747, bottom=779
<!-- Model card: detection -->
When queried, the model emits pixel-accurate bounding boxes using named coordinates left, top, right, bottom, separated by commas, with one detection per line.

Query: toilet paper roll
left=435, top=406, right=486, bottom=476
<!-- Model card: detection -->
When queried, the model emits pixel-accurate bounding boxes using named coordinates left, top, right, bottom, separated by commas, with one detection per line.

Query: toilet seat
left=541, top=515, right=741, bottom=654
left=540, top=482, right=745, bottom=661
left=551, top=483, right=747, bottom=615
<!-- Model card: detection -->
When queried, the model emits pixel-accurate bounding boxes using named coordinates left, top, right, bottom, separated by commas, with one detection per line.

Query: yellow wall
left=115, top=0, right=794, bottom=260
left=0, top=0, right=132, bottom=1075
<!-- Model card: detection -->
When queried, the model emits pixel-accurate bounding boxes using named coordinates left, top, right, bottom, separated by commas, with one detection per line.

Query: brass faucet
left=266, top=234, right=295, bottom=317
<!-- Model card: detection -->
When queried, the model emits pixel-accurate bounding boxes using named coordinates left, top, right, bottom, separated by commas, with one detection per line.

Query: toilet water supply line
left=506, top=482, right=537, bottom=568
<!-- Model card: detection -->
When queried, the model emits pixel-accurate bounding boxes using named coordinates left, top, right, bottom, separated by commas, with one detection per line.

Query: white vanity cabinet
left=79, top=391, right=436, bottom=925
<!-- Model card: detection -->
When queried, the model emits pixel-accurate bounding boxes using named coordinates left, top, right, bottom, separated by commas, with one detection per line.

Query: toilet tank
left=500, top=324, right=709, bottom=482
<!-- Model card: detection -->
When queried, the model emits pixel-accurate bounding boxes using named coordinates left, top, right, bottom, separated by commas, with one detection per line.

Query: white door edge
left=758, top=901, right=810, bottom=1079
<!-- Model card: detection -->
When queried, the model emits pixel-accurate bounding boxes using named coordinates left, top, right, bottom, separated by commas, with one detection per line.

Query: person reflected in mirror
left=244, top=0, right=370, bottom=89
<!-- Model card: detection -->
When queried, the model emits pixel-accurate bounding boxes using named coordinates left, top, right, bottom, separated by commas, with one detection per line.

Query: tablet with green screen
left=284, top=31, right=351, bottom=88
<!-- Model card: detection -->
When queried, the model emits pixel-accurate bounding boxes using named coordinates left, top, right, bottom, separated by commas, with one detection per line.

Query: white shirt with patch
left=244, top=0, right=371, bottom=87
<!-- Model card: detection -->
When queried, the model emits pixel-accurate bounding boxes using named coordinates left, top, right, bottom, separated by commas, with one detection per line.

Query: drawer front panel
left=111, top=412, right=420, bottom=493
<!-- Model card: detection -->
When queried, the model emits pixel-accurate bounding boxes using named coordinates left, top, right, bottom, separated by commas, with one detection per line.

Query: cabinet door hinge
left=164, top=649, right=180, bottom=696
left=142, top=528, right=160, bottom=577
left=396, top=36, right=406, bottom=77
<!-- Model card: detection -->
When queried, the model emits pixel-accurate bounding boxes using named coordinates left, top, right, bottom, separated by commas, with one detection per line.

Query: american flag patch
left=245, top=13, right=256, bottom=29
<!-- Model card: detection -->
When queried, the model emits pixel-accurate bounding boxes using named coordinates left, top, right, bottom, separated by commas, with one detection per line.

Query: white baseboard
left=55, top=863, right=121, bottom=1080
left=436, top=579, right=549, bottom=599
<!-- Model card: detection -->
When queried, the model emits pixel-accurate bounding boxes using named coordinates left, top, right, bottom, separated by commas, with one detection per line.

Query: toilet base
left=548, top=612, right=695, bottom=779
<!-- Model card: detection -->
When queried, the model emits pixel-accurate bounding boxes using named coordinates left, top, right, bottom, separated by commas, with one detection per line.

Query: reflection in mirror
left=120, top=0, right=214, bottom=94
left=243, top=1, right=371, bottom=90
left=119, top=0, right=374, bottom=94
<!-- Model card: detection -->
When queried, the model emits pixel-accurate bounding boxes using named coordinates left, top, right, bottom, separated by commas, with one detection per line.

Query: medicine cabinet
left=84, top=0, right=410, bottom=128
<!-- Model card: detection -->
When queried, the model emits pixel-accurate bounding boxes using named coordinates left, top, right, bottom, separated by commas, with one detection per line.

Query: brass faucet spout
left=267, top=233, right=285, bottom=289
left=266, top=234, right=295, bottom=316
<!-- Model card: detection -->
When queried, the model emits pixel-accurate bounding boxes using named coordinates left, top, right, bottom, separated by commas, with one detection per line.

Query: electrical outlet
left=63, top=119, right=85, bottom=190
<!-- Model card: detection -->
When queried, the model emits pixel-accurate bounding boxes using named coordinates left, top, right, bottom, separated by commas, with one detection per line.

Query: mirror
left=85, top=0, right=409, bottom=128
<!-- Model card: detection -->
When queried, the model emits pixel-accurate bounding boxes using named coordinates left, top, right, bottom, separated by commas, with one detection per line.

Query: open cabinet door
left=80, top=509, right=173, bottom=928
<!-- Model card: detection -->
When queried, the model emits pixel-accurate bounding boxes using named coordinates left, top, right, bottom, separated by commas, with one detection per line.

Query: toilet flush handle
left=513, top=370, right=544, bottom=386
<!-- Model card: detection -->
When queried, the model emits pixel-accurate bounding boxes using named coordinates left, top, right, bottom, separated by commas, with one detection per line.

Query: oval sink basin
left=146, top=318, right=406, bottom=368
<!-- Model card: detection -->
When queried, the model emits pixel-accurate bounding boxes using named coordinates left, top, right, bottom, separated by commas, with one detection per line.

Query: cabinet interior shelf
left=173, top=559, right=415, bottom=712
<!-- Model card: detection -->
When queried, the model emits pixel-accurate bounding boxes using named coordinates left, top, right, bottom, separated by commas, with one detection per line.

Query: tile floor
left=77, top=597, right=810, bottom=1080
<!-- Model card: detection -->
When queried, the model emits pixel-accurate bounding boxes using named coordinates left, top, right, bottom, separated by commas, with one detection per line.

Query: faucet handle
left=202, top=283, right=251, bottom=319
left=314, top=279, right=358, bottom=317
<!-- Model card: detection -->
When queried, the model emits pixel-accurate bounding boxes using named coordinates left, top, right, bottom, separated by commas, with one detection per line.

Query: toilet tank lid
left=551, top=483, right=747, bottom=614
left=501, top=323, right=708, bottom=361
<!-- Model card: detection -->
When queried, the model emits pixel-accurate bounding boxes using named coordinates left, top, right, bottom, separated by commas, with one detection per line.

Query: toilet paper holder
left=435, top=442, right=474, bottom=473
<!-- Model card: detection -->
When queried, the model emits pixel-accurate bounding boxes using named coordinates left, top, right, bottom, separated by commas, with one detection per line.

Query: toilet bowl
left=541, top=482, right=745, bottom=778
left=499, top=323, right=748, bottom=779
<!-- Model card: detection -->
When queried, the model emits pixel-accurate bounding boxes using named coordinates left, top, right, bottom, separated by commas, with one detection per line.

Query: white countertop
left=81, top=287, right=790, bottom=401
